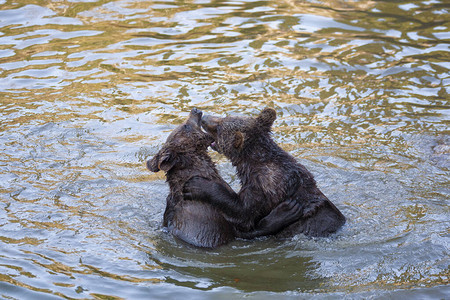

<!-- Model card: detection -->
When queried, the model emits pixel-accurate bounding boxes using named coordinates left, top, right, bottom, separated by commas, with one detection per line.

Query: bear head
left=147, top=108, right=214, bottom=173
left=201, top=107, right=276, bottom=159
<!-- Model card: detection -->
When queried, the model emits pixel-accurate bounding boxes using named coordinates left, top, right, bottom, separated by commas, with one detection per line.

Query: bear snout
left=201, top=115, right=220, bottom=136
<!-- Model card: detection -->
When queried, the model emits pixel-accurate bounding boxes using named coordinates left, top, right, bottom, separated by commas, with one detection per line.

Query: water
left=0, top=0, right=448, bottom=298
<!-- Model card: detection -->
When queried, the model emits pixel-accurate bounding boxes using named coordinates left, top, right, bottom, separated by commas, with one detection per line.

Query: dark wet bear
left=147, top=108, right=302, bottom=248
left=184, top=108, right=345, bottom=237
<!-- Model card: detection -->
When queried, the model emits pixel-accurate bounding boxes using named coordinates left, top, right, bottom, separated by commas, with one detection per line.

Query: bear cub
left=147, top=108, right=302, bottom=248
left=184, top=108, right=346, bottom=237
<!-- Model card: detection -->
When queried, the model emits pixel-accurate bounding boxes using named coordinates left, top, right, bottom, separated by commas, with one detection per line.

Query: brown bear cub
left=184, top=108, right=346, bottom=237
left=147, top=108, right=302, bottom=248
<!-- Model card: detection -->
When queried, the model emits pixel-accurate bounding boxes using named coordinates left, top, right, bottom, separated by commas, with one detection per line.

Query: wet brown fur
left=147, top=109, right=234, bottom=248
left=201, top=108, right=346, bottom=237
left=147, top=108, right=303, bottom=248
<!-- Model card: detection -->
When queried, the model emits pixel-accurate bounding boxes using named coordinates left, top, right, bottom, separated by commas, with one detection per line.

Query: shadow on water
left=148, top=235, right=321, bottom=293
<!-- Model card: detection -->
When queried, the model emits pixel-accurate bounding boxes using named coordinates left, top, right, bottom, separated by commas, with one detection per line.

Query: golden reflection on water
left=0, top=0, right=448, bottom=298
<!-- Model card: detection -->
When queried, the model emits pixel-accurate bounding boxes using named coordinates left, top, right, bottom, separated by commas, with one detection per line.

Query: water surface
left=0, top=0, right=449, bottom=298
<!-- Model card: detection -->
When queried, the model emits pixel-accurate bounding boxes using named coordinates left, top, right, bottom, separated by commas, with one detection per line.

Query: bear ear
left=157, top=149, right=177, bottom=172
left=146, top=154, right=160, bottom=172
left=146, top=149, right=177, bottom=172
left=233, top=131, right=245, bottom=149
left=257, top=107, right=276, bottom=129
